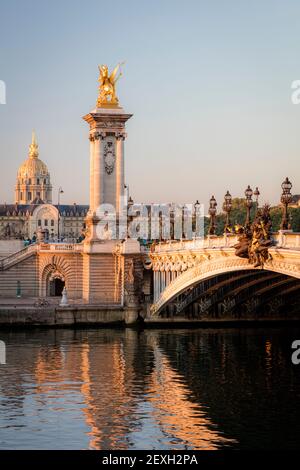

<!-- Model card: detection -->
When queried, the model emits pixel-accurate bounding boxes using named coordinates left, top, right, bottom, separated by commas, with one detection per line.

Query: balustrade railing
left=0, top=242, right=83, bottom=270
left=152, top=232, right=300, bottom=253
left=38, top=243, right=83, bottom=252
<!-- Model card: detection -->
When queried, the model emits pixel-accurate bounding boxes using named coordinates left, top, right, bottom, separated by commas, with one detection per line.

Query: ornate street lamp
left=128, top=195, right=134, bottom=208
left=193, top=200, right=201, bottom=238
left=280, top=177, right=293, bottom=230
left=194, top=200, right=200, bottom=211
left=253, top=187, right=260, bottom=216
left=222, top=190, right=232, bottom=233
left=57, top=187, right=64, bottom=242
left=244, top=185, right=253, bottom=226
left=208, top=195, right=217, bottom=235
left=127, top=196, right=134, bottom=238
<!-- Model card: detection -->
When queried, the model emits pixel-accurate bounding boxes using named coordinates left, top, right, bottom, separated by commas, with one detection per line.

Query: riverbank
left=0, top=306, right=125, bottom=327
left=0, top=305, right=299, bottom=327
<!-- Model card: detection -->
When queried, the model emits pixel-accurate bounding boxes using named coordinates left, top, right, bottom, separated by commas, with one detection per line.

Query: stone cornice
left=83, top=112, right=133, bottom=128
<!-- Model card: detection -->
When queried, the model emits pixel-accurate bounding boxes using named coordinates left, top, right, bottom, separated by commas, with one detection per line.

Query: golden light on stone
left=96, top=62, right=124, bottom=108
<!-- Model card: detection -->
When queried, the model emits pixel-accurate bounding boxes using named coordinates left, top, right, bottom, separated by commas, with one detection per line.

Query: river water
left=0, top=326, right=299, bottom=450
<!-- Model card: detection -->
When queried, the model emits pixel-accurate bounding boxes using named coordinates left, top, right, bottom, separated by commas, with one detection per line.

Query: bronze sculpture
left=234, top=205, right=273, bottom=268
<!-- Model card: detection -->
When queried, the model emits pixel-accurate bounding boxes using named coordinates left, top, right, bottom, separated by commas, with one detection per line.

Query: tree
left=204, top=201, right=300, bottom=236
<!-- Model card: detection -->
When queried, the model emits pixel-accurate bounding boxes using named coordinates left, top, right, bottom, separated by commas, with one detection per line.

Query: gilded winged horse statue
left=97, top=62, right=124, bottom=107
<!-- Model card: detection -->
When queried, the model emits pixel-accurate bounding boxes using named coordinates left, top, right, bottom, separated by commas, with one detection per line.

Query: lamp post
left=280, top=177, right=292, bottom=230
left=244, top=185, right=253, bottom=226
left=57, top=187, right=64, bottom=242
left=127, top=196, right=134, bottom=238
left=208, top=195, right=217, bottom=235
left=194, top=200, right=200, bottom=211
left=222, top=191, right=232, bottom=233
left=194, top=200, right=201, bottom=238
left=254, top=187, right=260, bottom=216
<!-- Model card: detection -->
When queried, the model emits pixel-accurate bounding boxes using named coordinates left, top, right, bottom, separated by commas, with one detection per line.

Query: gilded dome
left=17, top=131, right=50, bottom=179
left=18, top=157, right=49, bottom=178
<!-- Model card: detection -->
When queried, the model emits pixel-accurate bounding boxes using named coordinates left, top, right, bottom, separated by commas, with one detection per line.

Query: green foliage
left=290, top=208, right=300, bottom=232
left=204, top=203, right=300, bottom=236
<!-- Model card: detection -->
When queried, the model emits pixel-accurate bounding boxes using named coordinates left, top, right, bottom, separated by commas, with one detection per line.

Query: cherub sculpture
left=97, top=63, right=124, bottom=107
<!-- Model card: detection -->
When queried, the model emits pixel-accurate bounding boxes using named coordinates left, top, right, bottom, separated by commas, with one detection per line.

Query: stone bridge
left=1, top=232, right=300, bottom=324
left=147, top=231, right=300, bottom=321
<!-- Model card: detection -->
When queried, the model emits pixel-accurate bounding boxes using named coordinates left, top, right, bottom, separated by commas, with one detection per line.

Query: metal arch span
left=150, top=247, right=300, bottom=317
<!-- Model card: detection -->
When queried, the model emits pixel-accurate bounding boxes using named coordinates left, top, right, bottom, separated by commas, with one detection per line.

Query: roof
left=55, top=204, right=89, bottom=217
left=0, top=203, right=89, bottom=217
left=17, top=157, right=49, bottom=178
left=31, top=196, right=45, bottom=205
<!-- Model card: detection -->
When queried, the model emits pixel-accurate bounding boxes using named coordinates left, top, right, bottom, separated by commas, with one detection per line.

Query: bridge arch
left=150, top=248, right=300, bottom=317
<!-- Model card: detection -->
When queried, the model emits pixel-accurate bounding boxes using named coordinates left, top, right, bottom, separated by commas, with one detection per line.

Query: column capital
left=115, top=132, right=127, bottom=141
left=91, top=131, right=106, bottom=141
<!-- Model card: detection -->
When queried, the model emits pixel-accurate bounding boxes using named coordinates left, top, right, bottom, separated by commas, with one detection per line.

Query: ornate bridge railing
left=152, top=232, right=300, bottom=253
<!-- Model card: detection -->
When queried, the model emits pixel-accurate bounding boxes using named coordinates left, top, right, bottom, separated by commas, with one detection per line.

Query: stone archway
left=39, top=255, right=72, bottom=298
left=48, top=270, right=65, bottom=297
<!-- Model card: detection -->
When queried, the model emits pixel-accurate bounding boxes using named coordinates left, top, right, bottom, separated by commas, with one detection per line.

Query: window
left=44, top=219, right=48, bottom=227
left=37, top=178, right=40, bottom=185
left=28, top=192, right=32, bottom=201
left=38, top=220, right=42, bottom=227
left=44, top=179, right=47, bottom=184
left=20, top=192, right=23, bottom=200
left=28, top=178, right=32, bottom=185
left=51, top=220, right=54, bottom=227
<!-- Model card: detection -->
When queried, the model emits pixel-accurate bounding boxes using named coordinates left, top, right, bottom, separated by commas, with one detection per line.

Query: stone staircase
left=0, top=244, right=38, bottom=271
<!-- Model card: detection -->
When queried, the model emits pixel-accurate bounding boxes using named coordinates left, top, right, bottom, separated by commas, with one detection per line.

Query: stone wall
left=0, top=306, right=124, bottom=326
left=0, top=255, right=38, bottom=298
left=82, top=253, right=122, bottom=304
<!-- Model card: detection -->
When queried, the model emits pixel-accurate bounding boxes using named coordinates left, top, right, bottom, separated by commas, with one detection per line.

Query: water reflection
left=0, top=326, right=299, bottom=449
left=146, top=335, right=235, bottom=449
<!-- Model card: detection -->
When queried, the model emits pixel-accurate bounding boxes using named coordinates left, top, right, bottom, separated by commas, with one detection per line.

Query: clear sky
left=0, top=0, right=299, bottom=209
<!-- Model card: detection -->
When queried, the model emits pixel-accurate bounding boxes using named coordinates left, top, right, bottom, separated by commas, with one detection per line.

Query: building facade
left=0, top=132, right=88, bottom=244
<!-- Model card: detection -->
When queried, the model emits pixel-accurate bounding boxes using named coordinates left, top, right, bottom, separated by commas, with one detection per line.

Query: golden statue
left=96, top=62, right=124, bottom=107
left=29, top=130, right=39, bottom=159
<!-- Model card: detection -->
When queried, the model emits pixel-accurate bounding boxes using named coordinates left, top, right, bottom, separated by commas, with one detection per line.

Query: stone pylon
left=81, top=86, right=141, bottom=314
